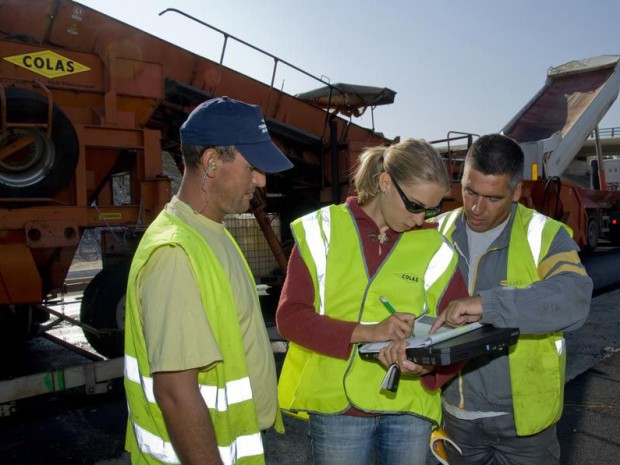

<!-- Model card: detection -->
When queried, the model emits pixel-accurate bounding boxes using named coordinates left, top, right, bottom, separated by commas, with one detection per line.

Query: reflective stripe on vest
left=125, top=355, right=253, bottom=410
left=301, top=208, right=331, bottom=315
left=507, top=206, right=568, bottom=435
left=132, top=420, right=180, bottom=464
left=434, top=207, right=547, bottom=268
left=435, top=209, right=459, bottom=236
left=526, top=211, right=547, bottom=267
left=423, top=240, right=456, bottom=311
left=131, top=419, right=263, bottom=465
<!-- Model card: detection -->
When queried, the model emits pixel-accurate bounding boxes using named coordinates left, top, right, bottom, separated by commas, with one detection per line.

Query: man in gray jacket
left=430, top=134, right=592, bottom=465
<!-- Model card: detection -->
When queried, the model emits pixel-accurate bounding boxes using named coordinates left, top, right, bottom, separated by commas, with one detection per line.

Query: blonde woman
left=277, top=138, right=462, bottom=465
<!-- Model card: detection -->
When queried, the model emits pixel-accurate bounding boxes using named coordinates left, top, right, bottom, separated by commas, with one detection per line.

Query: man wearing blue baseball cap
left=124, top=97, right=291, bottom=465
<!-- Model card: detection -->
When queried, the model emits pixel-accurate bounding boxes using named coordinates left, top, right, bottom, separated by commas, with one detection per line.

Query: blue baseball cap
left=180, top=96, right=293, bottom=173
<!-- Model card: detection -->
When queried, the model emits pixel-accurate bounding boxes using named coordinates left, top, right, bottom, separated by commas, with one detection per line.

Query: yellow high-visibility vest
left=434, top=204, right=569, bottom=435
left=125, top=210, right=282, bottom=464
left=279, top=204, right=457, bottom=425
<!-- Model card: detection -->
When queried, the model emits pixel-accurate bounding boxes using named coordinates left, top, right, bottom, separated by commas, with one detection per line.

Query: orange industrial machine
left=0, top=0, right=391, bottom=381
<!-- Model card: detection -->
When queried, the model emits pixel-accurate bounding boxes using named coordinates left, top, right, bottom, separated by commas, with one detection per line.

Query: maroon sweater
left=276, top=197, right=467, bottom=397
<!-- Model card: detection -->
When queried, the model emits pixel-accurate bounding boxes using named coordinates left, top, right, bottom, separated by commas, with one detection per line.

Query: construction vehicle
left=439, top=55, right=620, bottom=251
left=0, top=0, right=390, bottom=409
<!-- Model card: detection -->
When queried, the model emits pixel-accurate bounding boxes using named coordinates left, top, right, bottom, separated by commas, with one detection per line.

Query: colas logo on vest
left=398, top=273, right=420, bottom=284
left=500, top=279, right=528, bottom=288
left=3, top=50, right=91, bottom=79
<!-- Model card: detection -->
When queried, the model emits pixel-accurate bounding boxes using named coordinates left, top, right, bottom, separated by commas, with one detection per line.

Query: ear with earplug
left=204, top=161, right=218, bottom=175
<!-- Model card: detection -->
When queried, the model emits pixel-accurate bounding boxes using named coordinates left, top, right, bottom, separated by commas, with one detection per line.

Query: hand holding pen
left=380, top=295, right=428, bottom=337
left=351, top=296, right=419, bottom=343
left=377, top=296, right=432, bottom=379
left=372, top=295, right=415, bottom=341
left=350, top=300, right=414, bottom=343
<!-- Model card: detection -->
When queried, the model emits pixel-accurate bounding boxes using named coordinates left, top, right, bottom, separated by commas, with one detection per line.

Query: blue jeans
left=308, top=413, right=432, bottom=465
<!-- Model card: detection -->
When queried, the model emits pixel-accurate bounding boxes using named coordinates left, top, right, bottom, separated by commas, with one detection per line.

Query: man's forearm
left=479, top=272, right=592, bottom=333
left=162, top=395, right=221, bottom=465
left=155, top=370, right=222, bottom=465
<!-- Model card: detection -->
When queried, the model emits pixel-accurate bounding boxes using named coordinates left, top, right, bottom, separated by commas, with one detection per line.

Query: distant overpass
left=577, top=127, right=620, bottom=159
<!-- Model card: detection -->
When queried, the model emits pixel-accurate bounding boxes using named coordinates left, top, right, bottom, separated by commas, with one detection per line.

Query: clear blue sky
left=80, top=0, right=620, bottom=142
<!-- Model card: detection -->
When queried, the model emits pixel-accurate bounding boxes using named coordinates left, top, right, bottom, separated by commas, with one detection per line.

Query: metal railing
left=589, top=127, right=620, bottom=138
left=159, top=8, right=343, bottom=129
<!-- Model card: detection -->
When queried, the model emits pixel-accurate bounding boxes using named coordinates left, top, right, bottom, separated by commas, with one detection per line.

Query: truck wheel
left=0, top=88, right=78, bottom=197
left=611, top=212, right=620, bottom=246
left=80, top=261, right=130, bottom=358
left=586, top=217, right=599, bottom=252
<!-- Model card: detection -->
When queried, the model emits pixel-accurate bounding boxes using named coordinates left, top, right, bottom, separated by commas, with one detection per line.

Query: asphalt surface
left=558, top=349, right=620, bottom=464
left=0, top=250, right=619, bottom=465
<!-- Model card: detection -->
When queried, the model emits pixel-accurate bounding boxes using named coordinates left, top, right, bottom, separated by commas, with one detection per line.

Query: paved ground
left=558, top=350, right=620, bottom=464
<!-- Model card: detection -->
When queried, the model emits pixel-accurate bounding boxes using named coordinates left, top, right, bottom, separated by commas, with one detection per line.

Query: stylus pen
left=380, top=296, right=428, bottom=321
left=379, top=295, right=397, bottom=314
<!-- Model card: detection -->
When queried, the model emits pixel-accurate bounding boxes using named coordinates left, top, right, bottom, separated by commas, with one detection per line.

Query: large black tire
left=586, top=217, right=599, bottom=252
left=0, top=88, right=78, bottom=197
left=80, top=261, right=130, bottom=358
left=590, top=159, right=601, bottom=190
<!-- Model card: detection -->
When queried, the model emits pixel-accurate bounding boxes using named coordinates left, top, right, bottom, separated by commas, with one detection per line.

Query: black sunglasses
left=389, top=174, right=442, bottom=218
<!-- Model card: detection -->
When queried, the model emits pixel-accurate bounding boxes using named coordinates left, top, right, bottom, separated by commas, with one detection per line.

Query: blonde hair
left=353, top=138, right=450, bottom=205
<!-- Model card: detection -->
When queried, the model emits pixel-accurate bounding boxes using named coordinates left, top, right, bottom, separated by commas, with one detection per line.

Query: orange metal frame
left=1, top=0, right=389, bottom=306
